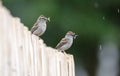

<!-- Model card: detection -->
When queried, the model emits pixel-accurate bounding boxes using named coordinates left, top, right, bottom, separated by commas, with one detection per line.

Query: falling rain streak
left=102, top=16, right=105, bottom=20
left=94, top=2, right=99, bottom=8
left=99, top=44, right=102, bottom=50
left=117, top=9, right=119, bottom=13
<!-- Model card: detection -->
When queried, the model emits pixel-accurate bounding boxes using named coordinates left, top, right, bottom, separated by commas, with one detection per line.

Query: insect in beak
left=47, top=17, right=50, bottom=22
left=73, top=34, right=78, bottom=39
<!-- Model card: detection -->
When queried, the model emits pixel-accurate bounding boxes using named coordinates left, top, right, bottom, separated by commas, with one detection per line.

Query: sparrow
left=31, top=15, right=50, bottom=36
left=55, top=31, right=78, bottom=53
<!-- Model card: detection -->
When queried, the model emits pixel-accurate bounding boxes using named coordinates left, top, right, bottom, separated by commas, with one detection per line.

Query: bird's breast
left=60, top=38, right=73, bottom=51
left=38, top=23, right=46, bottom=31
left=33, top=23, right=46, bottom=36
left=67, top=39, right=73, bottom=47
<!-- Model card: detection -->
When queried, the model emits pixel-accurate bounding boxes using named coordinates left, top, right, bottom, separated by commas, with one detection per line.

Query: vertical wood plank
left=0, top=1, right=75, bottom=76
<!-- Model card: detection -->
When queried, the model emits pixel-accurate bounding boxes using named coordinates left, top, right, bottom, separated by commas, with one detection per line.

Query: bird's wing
left=31, top=22, right=39, bottom=33
left=55, top=38, right=68, bottom=49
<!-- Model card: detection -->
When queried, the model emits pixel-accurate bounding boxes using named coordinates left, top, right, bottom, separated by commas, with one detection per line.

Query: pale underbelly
left=60, top=42, right=72, bottom=51
left=33, top=26, right=46, bottom=36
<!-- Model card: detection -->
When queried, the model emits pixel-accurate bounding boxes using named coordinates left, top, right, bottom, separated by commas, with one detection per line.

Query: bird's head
left=37, top=15, right=50, bottom=22
left=66, top=31, right=78, bottom=39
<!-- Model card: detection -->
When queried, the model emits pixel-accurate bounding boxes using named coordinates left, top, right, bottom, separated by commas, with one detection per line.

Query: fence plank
left=0, top=1, right=75, bottom=76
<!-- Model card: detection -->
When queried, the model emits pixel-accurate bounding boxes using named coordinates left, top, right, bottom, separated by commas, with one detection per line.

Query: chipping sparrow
left=55, top=31, right=78, bottom=52
left=31, top=15, right=50, bottom=36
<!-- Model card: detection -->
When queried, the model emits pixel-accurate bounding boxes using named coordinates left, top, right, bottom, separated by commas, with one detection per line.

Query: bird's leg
left=61, top=50, right=67, bottom=55
left=61, top=50, right=64, bottom=53
left=39, top=37, right=41, bottom=39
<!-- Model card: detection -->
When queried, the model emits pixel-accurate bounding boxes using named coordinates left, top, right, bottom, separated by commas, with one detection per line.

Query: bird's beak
left=47, top=17, right=50, bottom=22
left=73, top=34, right=78, bottom=39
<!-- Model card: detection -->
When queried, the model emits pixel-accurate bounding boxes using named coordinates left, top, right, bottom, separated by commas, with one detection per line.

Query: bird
left=55, top=31, right=78, bottom=53
left=31, top=15, right=50, bottom=36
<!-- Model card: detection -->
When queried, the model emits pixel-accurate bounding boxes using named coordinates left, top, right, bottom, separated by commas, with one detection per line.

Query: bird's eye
left=41, top=18, right=45, bottom=20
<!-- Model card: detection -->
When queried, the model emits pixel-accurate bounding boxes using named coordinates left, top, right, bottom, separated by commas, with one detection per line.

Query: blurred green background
left=2, top=0, right=120, bottom=76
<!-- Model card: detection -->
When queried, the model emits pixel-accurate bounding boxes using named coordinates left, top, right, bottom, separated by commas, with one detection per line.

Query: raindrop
left=102, top=16, right=105, bottom=20
left=99, top=44, right=102, bottom=50
left=94, top=2, right=99, bottom=8
left=117, top=8, right=119, bottom=13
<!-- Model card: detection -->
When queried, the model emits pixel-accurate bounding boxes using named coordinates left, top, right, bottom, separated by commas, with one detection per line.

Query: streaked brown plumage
left=55, top=31, right=78, bottom=52
left=31, top=15, right=50, bottom=36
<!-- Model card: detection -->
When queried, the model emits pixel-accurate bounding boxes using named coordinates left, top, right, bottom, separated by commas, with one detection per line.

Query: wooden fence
left=0, top=2, right=75, bottom=76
